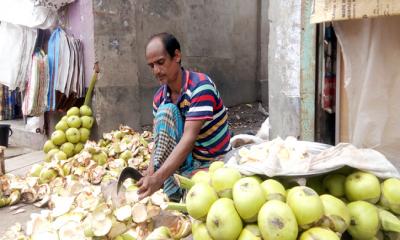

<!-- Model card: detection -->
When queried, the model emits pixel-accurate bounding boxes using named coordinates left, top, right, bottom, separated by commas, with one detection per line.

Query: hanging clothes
left=0, top=85, right=22, bottom=120
left=55, top=29, right=71, bottom=94
left=47, top=27, right=85, bottom=112
left=47, top=27, right=60, bottom=111
left=22, top=50, right=49, bottom=116
left=0, top=22, right=38, bottom=91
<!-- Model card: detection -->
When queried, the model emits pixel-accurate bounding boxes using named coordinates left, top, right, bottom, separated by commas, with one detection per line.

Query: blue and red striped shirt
left=153, top=69, right=231, bottom=160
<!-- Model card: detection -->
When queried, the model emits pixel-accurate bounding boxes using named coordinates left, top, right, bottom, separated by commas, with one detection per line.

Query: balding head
left=145, top=32, right=181, bottom=64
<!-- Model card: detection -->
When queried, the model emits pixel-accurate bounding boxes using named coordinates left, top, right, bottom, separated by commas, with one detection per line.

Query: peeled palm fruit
left=258, top=200, right=298, bottom=240
left=320, top=194, right=350, bottom=233
left=238, top=224, right=262, bottom=240
left=80, top=105, right=92, bottom=116
left=186, top=183, right=218, bottom=220
left=287, top=186, right=324, bottom=229
left=211, top=167, right=241, bottom=198
left=43, top=140, right=56, bottom=153
left=206, top=198, right=243, bottom=240
left=299, top=227, right=339, bottom=240
left=345, top=171, right=381, bottom=203
left=67, top=116, right=81, bottom=128
left=67, top=107, right=80, bottom=116
left=55, top=120, right=69, bottom=131
left=260, top=179, right=286, bottom=201
left=323, top=174, right=346, bottom=197
left=51, top=130, right=67, bottom=146
left=81, top=116, right=94, bottom=129
left=380, top=178, right=400, bottom=214
left=347, top=201, right=379, bottom=239
left=233, top=177, right=266, bottom=222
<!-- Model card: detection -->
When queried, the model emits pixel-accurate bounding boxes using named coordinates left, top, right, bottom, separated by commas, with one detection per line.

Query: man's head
left=145, top=33, right=182, bottom=86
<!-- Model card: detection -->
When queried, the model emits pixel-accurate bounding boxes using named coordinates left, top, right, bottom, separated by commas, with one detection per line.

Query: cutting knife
left=116, top=167, right=144, bottom=193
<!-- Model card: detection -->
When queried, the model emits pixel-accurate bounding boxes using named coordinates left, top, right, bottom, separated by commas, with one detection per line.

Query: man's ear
left=174, top=49, right=181, bottom=63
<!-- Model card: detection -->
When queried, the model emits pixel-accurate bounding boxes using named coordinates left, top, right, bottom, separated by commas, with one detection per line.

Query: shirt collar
left=163, top=67, right=187, bottom=103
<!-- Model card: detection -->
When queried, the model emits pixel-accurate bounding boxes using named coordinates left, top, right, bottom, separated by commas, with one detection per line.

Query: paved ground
left=4, top=149, right=44, bottom=176
left=0, top=147, right=44, bottom=235
left=226, top=102, right=267, bottom=135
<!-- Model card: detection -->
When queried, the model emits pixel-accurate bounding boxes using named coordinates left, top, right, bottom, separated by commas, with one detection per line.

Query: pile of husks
left=0, top=125, right=191, bottom=240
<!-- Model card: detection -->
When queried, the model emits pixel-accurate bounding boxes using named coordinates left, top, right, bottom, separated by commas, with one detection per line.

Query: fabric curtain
left=334, top=16, right=400, bottom=169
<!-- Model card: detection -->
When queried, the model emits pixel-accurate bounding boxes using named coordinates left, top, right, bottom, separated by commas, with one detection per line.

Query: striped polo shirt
left=153, top=69, right=231, bottom=160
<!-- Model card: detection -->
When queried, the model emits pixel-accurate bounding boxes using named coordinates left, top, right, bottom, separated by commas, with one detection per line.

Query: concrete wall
left=58, top=0, right=267, bottom=136
left=90, top=0, right=264, bottom=133
left=136, top=0, right=261, bottom=124
left=268, top=0, right=302, bottom=138
left=91, top=0, right=141, bottom=136
left=64, top=0, right=95, bottom=88
left=259, top=0, right=269, bottom=110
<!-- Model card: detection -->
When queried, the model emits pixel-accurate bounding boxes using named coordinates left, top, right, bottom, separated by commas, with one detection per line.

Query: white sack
left=0, top=0, right=57, bottom=29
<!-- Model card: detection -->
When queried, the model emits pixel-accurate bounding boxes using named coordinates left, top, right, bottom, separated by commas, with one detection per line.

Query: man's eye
left=148, top=64, right=154, bottom=68
left=157, top=60, right=164, bottom=65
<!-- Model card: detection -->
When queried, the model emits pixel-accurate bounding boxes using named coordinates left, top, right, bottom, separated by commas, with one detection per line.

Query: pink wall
left=64, top=0, right=95, bottom=87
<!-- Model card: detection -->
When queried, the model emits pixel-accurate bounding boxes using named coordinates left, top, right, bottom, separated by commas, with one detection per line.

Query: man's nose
left=153, top=65, right=161, bottom=75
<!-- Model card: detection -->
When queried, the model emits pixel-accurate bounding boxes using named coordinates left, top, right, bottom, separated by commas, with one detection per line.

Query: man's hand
left=137, top=174, right=163, bottom=200
left=137, top=120, right=204, bottom=200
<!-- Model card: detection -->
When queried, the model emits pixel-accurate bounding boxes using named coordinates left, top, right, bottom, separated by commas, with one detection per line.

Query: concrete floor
left=4, top=149, right=44, bottom=176
left=0, top=148, right=45, bottom=235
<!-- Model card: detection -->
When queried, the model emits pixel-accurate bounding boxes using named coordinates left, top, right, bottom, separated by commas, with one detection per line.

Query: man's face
left=145, top=38, right=181, bottom=86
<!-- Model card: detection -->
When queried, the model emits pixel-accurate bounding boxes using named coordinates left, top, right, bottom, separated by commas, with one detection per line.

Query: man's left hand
left=137, top=174, right=163, bottom=200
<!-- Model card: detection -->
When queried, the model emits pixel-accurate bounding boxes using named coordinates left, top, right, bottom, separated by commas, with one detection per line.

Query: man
left=137, top=33, right=231, bottom=201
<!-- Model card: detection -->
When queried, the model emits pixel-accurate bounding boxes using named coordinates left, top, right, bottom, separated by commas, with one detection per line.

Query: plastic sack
left=311, top=143, right=399, bottom=179
left=225, top=139, right=399, bottom=179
